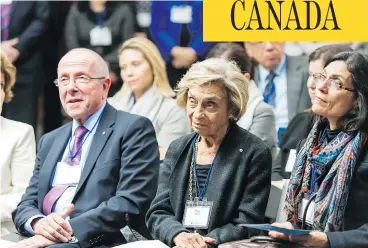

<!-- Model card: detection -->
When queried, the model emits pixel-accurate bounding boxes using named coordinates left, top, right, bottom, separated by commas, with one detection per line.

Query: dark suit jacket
left=272, top=112, right=314, bottom=180
left=6, top=1, right=50, bottom=84
left=254, top=55, right=311, bottom=121
left=295, top=139, right=368, bottom=248
left=12, top=104, right=160, bottom=248
left=146, top=123, right=272, bottom=247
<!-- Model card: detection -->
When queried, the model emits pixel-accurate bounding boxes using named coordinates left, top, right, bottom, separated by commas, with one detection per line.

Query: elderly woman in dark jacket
left=146, top=58, right=272, bottom=247
left=270, top=51, right=368, bottom=248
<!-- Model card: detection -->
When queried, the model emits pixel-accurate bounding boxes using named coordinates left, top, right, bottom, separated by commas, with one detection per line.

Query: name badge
left=298, top=198, right=316, bottom=225
left=137, top=12, right=151, bottom=28
left=90, top=26, right=112, bottom=46
left=183, top=198, right=213, bottom=229
left=170, top=5, right=193, bottom=24
left=53, top=162, right=83, bottom=186
left=285, top=149, right=297, bottom=172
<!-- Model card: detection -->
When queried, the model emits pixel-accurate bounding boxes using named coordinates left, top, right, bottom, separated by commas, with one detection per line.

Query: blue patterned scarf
left=284, top=120, right=367, bottom=232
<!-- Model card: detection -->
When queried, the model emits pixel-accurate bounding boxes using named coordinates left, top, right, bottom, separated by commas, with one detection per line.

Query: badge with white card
left=170, top=5, right=192, bottom=24
left=53, top=162, right=83, bottom=186
left=285, top=149, right=297, bottom=172
left=298, top=197, right=316, bottom=225
left=90, top=26, right=112, bottom=46
left=183, top=198, right=213, bottom=229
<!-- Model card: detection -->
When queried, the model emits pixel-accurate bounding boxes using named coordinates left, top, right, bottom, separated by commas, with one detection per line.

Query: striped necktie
left=263, top=72, right=277, bottom=107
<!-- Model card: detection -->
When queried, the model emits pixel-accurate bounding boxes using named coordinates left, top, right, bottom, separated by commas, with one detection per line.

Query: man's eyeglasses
left=54, top=76, right=105, bottom=87
left=247, top=42, right=283, bottom=46
left=312, top=73, right=356, bottom=93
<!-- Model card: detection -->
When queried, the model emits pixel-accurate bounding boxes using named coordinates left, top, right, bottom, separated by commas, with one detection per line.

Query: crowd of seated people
left=1, top=1, right=368, bottom=248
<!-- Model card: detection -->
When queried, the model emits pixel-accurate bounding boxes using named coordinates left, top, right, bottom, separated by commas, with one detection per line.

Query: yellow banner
left=203, top=0, right=368, bottom=41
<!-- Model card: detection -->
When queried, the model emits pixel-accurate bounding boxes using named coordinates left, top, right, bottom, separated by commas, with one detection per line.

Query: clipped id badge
left=90, top=26, right=112, bottom=46
left=298, top=197, right=316, bottom=225
left=183, top=197, right=213, bottom=229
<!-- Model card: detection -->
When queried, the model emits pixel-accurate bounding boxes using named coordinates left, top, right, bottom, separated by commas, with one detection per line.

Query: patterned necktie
left=42, top=126, right=89, bottom=215
left=67, top=126, right=89, bottom=166
left=1, top=4, right=11, bottom=41
left=263, top=72, right=277, bottom=107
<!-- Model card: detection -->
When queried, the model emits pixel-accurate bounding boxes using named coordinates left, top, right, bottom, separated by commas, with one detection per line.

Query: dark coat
left=146, top=123, right=272, bottom=247
left=12, top=104, right=160, bottom=248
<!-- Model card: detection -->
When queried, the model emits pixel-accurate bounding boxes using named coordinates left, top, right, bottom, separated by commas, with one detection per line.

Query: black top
left=146, top=122, right=272, bottom=247
left=195, top=164, right=211, bottom=194
left=326, top=129, right=340, bottom=142
left=272, top=112, right=315, bottom=180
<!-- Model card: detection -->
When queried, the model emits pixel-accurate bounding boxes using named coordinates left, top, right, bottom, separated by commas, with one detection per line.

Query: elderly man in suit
left=11, top=48, right=160, bottom=248
left=244, top=42, right=311, bottom=142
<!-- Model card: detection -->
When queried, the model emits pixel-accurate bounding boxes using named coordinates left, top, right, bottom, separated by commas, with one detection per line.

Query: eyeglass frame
left=247, top=42, right=283, bottom=46
left=54, top=76, right=106, bottom=87
left=311, top=72, right=356, bottom=93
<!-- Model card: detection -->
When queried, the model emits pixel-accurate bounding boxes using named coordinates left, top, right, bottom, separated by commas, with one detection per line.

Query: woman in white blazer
left=109, top=37, right=191, bottom=159
left=0, top=54, right=36, bottom=235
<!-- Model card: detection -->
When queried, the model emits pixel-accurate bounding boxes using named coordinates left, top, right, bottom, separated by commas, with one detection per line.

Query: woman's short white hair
left=176, top=58, right=249, bottom=121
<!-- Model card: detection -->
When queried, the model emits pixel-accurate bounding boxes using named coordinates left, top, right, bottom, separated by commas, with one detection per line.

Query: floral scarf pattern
left=284, top=120, right=367, bottom=232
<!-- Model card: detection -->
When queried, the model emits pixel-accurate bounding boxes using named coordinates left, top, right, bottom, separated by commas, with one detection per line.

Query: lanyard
left=68, top=109, right=104, bottom=161
left=189, top=128, right=228, bottom=201
left=95, top=8, right=106, bottom=28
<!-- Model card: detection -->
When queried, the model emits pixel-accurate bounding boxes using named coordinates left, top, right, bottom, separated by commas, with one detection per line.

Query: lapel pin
left=239, top=149, right=243, bottom=152
left=102, top=131, right=106, bottom=135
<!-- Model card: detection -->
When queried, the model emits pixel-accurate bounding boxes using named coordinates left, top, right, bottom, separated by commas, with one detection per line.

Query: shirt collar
left=72, top=101, right=107, bottom=135
left=258, top=55, right=287, bottom=82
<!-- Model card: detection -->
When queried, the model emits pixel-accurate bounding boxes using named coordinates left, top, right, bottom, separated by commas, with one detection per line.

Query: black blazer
left=272, top=112, right=314, bottom=180
left=146, top=123, right=272, bottom=247
left=296, top=139, right=368, bottom=248
left=12, top=104, right=160, bottom=248
left=6, top=1, right=50, bottom=84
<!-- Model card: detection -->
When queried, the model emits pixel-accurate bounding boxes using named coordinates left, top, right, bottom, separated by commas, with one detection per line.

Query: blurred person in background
left=41, top=1, right=74, bottom=133
left=207, top=43, right=277, bottom=153
left=64, top=0, right=135, bottom=96
left=272, top=45, right=353, bottom=181
left=0, top=1, right=50, bottom=130
left=0, top=53, right=36, bottom=235
left=244, top=42, right=311, bottom=143
left=109, top=37, right=190, bottom=160
left=150, top=1, right=216, bottom=88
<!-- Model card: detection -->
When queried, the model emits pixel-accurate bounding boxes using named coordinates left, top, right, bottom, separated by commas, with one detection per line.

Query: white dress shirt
left=24, top=102, right=106, bottom=234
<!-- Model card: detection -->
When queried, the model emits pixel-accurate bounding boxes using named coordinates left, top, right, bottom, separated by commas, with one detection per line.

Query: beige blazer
left=0, top=117, right=36, bottom=235
left=108, top=86, right=191, bottom=148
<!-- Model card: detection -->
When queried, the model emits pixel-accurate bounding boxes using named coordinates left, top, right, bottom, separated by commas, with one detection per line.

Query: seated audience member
left=207, top=43, right=277, bottom=151
left=272, top=45, right=353, bottom=180
left=64, top=1, right=135, bottom=96
left=269, top=51, right=368, bottom=248
left=11, top=48, right=159, bottom=248
left=146, top=58, right=272, bottom=247
left=244, top=42, right=311, bottom=141
left=0, top=54, right=36, bottom=235
left=108, top=37, right=191, bottom=160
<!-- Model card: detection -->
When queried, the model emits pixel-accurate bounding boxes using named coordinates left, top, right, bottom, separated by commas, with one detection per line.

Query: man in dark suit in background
left=244, top=42, right=311, bottom=142
left=1, top=1, right=50, bottom=130
left=12, top=48, right=160, bottom=247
